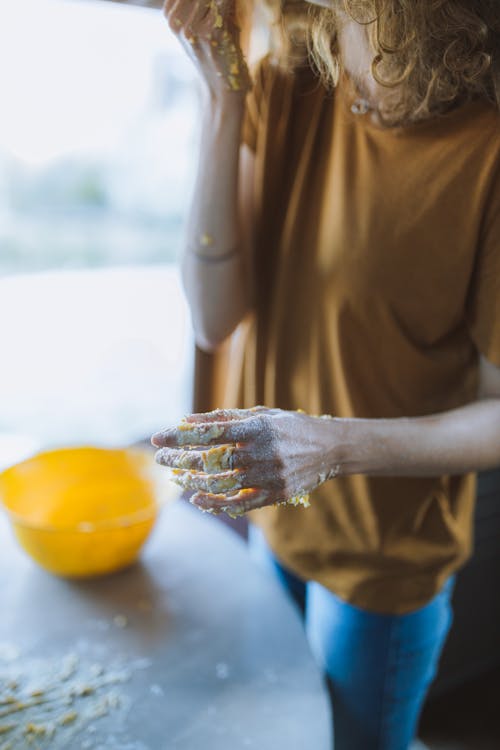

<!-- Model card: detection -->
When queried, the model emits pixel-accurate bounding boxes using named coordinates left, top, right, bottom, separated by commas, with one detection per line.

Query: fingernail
left=151, top=432, right=164, bottom=447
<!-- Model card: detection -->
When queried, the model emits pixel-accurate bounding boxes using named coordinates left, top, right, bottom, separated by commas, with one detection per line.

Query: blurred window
left=0, top=0, right=197, bottom=450
left=0, top=0, right=197, bottom=273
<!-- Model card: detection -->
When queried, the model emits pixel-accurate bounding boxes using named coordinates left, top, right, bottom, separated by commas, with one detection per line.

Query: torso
left=234, top=57, right=500, bottom=613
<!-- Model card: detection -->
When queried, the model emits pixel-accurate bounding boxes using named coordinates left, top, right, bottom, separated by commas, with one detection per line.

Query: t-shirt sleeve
left=241, top=56, right=271, bottom=152
left=466, top=172, right=500, bottom=366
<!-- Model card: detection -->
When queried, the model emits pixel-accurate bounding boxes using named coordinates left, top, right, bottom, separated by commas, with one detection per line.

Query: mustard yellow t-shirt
left=232, top=56, right=500, bottom=614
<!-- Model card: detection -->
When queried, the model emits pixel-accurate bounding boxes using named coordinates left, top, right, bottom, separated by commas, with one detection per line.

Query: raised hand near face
left=163, top=0, right=252, bottom=98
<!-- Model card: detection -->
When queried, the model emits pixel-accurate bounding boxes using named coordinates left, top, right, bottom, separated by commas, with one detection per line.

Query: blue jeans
left=249, top=526, right=454, bottom=750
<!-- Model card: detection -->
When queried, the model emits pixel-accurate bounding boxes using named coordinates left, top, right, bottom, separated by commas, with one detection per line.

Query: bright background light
left=0, top=0, right=175, bottom=164
left=0, top=0, right=199, bottom=272
left=0, top=0, right=197, bottom=455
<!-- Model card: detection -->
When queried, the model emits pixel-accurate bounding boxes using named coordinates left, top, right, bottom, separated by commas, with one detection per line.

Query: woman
left=153, top=2, right=500, bottom=748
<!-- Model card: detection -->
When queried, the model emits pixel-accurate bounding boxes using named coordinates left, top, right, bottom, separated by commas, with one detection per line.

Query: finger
left=151, top=423, right=220, bottom=447
left=155, top=447, right=205, bottom=471
left=186, top=0, right=211, bottom=33
left=164, top=0, right=203, bottom=61
left=170, top=0, right=221, bottom=44
left=153, top=423, right=227, bottom=447
left=152, top=417, right=260, bottom=448
left=182, top=406, right=269, bottom=424
left=155, top=444, right=238, bottom=472
left=163, top=0, right=177, bottom=14
left=166, top=0, right=196, bottom=33
left=212, top=0, right=238, bottom=27
left=190, top=487, right=273, bottom=515
left=170, top=469, right=245, bottom=494
left=183, top=1, right=205, bottom=47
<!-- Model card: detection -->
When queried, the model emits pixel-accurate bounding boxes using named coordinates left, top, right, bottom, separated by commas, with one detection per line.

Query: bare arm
left=181, top=123, right=255, bottom=352
left=333, top=358, right=500, bottom=478
left=164, top=0, right=255, bottom=352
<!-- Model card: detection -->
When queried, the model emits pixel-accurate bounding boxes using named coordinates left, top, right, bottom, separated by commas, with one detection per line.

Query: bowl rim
left=0, top=444, right=170, bottom=533
left=3, top=501, right=163, bottom=534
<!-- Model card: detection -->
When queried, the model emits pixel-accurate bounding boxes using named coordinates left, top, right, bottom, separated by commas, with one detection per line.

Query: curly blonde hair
left=261, top=0, right=500, bottom=125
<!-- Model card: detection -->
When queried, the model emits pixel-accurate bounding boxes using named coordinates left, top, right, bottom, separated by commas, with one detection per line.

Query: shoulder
left=469, top=103, right=500, bottom=206
left=453, top=97, right=500, bottom=150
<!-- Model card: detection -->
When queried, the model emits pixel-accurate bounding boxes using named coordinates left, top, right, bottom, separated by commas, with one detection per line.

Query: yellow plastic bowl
left=0, top=446, right=178, bottom=578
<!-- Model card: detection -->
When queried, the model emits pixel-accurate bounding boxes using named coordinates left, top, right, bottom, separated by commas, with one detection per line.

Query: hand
left=163, top=0, right=252, bottom=99
left=152, top=407, right=340, bottom=516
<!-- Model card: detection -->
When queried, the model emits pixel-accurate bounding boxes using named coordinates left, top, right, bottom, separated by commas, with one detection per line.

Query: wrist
left=304, top=414, right=348, bottom=481
left=325, top=415, right=436, bottom=477
left=310, top=414, right=394, bottom=478
left=204, top=88, right=248, bottom=117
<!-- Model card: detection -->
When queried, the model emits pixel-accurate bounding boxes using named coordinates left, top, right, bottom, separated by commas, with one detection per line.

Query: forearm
left=182, top=95, right=250, bottom=352
left=317, top=399, right=500, bottom=478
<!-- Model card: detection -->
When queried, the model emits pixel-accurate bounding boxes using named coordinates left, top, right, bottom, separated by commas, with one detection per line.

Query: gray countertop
left=0, top=501, right=331, bottom=750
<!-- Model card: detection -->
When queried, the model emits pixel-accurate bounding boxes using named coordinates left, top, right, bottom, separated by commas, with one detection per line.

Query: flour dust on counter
left=0, top=641, right=153, bottom=750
